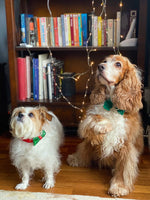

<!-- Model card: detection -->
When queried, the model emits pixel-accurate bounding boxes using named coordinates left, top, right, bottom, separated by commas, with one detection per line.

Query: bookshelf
left=5, top=0, right=147, bottom=127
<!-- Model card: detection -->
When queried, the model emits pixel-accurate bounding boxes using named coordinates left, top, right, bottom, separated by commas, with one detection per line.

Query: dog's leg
left=108, top=145, right=139, bottom=197
left=67, top=140, right=94, bottom=167
left=43, top=167, right=55, bottom=189
left=15, top=168, right=30, bottom=190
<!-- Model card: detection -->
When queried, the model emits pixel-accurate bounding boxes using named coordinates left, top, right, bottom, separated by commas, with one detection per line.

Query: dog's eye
left=115, top=62, right=121, bottom=68
left=28, top=112, right=34, bottom=118
left=103, top=60, right=107, bottom=63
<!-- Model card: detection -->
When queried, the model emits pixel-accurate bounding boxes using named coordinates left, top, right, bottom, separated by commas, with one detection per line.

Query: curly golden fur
left=67, top=55, right=144, bottom=197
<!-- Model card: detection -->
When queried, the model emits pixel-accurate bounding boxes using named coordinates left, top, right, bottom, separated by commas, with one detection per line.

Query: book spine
left=40, top=17, right=47, bottom=46
left=17, top=57, right=27, bottom=100
left=50, top=17, right=55, bottom=47
left=66, top=14, right=71, bottom=46
left=37, top=17, right=41, bottom=47
left=107, top=19, right=114, bottom=47
left=116, top=11, right=121, bottom=46
left=20, top=14, right=26, bottom=43
left=47, top=64, right=53, bottom=101
left=87, top=13, right=93, bottom=46
left=28, top=17, right=36, bottom=46
left=46, top=17, right=51, bottom=46
left=43, top=64, right=48, bottom=100
left=70, top=14, right=74, bottom=46
left=26, top=56, right=31, bottom=99
left=73, top=14, right=79, bottom=46
left=61, top=15, right=66, bottom=47
left=33, top=58, right=39, bottom=100
left=78, top=14, right=83, bottom=46
left=92, top=15, right=98, bottom=46
left=53, top=17, right=59, bottom=47
left=81, top=13, right=88, bottom=46
left=33, top=17, right=38, bottom=46
left=97, top=16, right=102, bottom=47
left=103, top=19, right=107, bottom=46
left=57, top=17, right=62, bottom=47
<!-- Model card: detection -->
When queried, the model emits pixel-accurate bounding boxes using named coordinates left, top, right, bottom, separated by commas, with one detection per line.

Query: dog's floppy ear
left=112, top=58, right=143, bottom=113
left=38, top=107, right=52, bottom=121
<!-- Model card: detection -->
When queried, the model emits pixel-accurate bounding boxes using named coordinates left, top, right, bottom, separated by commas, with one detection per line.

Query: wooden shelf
left=16, top=46, right=138, bottom=52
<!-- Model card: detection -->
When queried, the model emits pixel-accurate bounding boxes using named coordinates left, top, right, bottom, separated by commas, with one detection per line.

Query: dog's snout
left=18, top=112, right=24, bottom=119
left=98, top=64, right=105, bottom=72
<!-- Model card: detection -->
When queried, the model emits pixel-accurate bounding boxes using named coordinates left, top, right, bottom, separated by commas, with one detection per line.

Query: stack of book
left=17, top=54, right=64, bottom=101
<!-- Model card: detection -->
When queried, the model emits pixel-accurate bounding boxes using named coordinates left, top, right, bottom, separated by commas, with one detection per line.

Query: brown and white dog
left=10, top=106, right=64, bottom=190
left=67, top=55, right=144, bottom=197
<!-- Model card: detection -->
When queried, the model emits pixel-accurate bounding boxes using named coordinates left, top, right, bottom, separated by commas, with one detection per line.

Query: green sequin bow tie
left=103, top=99, right=125, bottom=115
left=22, top=130, right=46, bottom=146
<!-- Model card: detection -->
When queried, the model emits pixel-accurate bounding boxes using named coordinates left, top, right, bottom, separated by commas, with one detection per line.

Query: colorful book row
left=17, top=54, right=64, bottom=101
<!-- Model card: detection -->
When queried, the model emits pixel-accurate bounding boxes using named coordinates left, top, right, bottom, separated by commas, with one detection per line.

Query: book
left=107, top=19, right=114, bottom=47
left=46, top=17, right=51, bottom=46
left=38, top=53, right=48, bottom=100
left=57, top=17, right=62, bottom=47
left=17, top=57, right=27, bottom=100
left=42, top=59, right=53, bottom=99
left=33, top=58, right=39, bottom=100
left=26, top=56, right=31, bottom=99
left=40, top=17, right=47, bottom=46
left=50, top=17, right=55, bottom=47
left=78, top=14, right=83, bottom=46
left=92, top=15, right=98, bottom=46
left=36, top=17, right=41, bottom=47
left=47, top=63, right=53, bottom=101
left=53, top=17, right=59, bottom=47
left=102, top=19, right=107, bottom=46
left=20, top=13, right=33, bottom=44
left=87, top=13, right=93, bottom=46
left=81, top=13, right=88, bottom=46
left=73, top=14, right=79, bottom=46
left=70, top=14, right=74, bottom=46
left=33, top=17, right=38, bottom=46
left=28, top=17, right=36, bottom=46
left=97, top=16, right=102, bottom=46
left=61, top=14, right=66, bottom=47
left=64, top=14, right=71, bottom=46
left=116, top=11, right=121, bottom=46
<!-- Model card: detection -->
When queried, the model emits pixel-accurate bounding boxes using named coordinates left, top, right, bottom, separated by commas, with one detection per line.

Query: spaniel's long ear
left=111, top=59, right=143, bottom=113
left=90, top=76, right=107, bottom=105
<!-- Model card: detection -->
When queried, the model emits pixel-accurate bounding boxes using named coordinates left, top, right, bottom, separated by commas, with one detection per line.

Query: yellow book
left=97, top=16, right=102, bottom=47
left=66, top=14, right=71, bottom=46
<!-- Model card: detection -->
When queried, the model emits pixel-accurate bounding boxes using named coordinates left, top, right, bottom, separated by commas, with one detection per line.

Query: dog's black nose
left=98, top=64, right=105, bottom=71
left=18, top=112, right=24, bottom=119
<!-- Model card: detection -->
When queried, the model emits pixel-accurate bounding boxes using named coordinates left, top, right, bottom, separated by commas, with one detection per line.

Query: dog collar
left=103, top=99, right=125, bottom=115
left=22, top=130, right=46, bottom=146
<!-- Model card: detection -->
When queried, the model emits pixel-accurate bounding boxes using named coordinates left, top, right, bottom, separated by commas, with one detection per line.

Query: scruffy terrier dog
left=10, top=106, right=64, bottom=190
left=67, top=55, right=144, bottom=197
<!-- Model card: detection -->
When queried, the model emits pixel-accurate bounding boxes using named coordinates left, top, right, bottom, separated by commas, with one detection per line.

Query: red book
left=36, top=17, right=41, bottom=47
left=53, top=17, right=59, bottom=47
left=17, top=57, right=27, bottom=100
left=73, top=14, right=79, bottom=46
left=70, top=14, right=74, bottom=46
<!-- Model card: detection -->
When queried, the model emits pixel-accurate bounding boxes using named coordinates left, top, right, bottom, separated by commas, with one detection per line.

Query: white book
left=26, top=56, right=31, bottom=98
left=57, top=17, right=62, bottom=47
left=116, top=11, right=121, bottom=46
left=92, top=16, right=98, bottom=46
left=38, top=53, right=48, bottom=100
left=47, top=63, right=53, bottom=101
left=107, top=19, right=114, bottom=47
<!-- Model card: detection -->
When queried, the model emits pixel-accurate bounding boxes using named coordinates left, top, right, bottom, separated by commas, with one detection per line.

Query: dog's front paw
left=108, top=183, right=129, bottom=197
left=15, top=183, right=28, bottom=190
left=43, top=180, right=55, bottom=189
left=67, top=154, right=79, bottom=167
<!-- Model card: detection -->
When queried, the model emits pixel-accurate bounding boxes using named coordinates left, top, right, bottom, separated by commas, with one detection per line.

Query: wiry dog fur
left=67, top=55, right=144, bottom=197
left=10, top=106, right=64, bottom=190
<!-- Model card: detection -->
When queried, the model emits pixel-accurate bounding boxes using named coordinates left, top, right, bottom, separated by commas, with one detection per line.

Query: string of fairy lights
left=26, top=0, right=123, bottom=118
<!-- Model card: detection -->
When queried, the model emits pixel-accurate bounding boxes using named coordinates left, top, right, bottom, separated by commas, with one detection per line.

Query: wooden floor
left=0, top=132, right=150, bottom=200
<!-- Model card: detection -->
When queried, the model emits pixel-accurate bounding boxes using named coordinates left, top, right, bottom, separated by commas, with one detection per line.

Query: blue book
left=81, top=13, right=88, bottom=46
left=33, top=58, right=39, bottom=100
left=61, top=14, right=66, bottom=47
left=78, top=14, right=83, bottom=46
left=20, top=13, right=33, bottom=44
